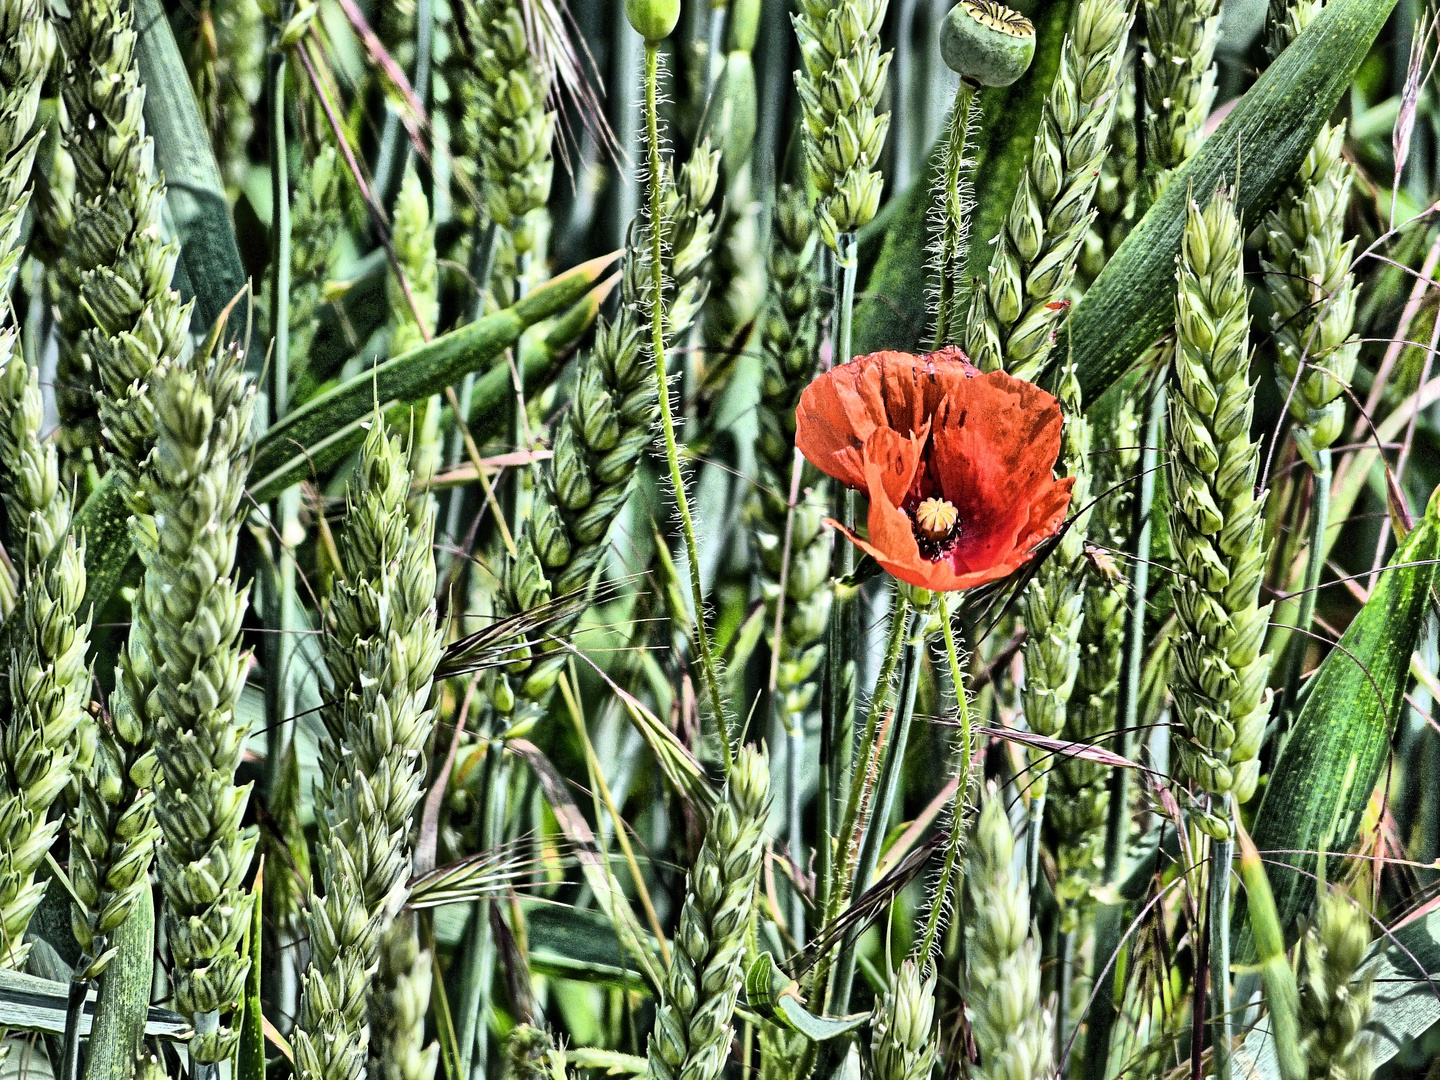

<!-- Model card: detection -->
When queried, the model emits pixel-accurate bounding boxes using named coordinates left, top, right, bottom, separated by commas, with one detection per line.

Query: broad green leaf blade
left=524, top=903, right=660, bottom=989
left=236, top=867, right=264, bottom=1080
left=1241, top=489, right=1440, bottom=962
left=1065, top=0, right=1399, bottom=404
left=246, top=256, right=618, bottom=500
left=744, top=953, right=870, bottom=1042
left=84, top=884, right=157, bottom=1080
left=133, top=0, right=250, bottom=345
left=852, top=0, right=1076, bottom=356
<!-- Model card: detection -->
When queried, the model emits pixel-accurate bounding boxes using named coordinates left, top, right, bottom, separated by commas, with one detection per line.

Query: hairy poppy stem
left=808, top=594, right=910, bottom=1010
left=916, top=600, right=978, bottom=967
left=931, top=79, right=976, bottom=349
left=643, top=41, right=731, bottom=769
left=831, top=599, right=923, bottom=1015
left=819, top=231, right=861, bottom=927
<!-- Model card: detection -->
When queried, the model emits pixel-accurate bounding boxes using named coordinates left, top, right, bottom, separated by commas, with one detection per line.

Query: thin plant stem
left=1103, top=378, right=1165, bottom=881
left=830, top=598, right=911, bottom=922
left=559, top=670, right=670, bottom=965
left=808, top=594, right=909, bottom=1013
left=457, top=741, right=506, bottom=1079
left=265, top=16, right=301, bottom=1028
left=932, top=81, right=976, bottom=349
left=916, top=603, right=977, bottom=965
left=443, top=220, right=500, bottom=550
left=831, top=600, right=922, bottom=1015
left=1281, top=446, right=1331, bottom=722
left=786, top=714, right=805, bottom=943
left=643, top=41, right=729, bottom=768
left=1209, top=817, right=1234, bottom=1080
left=820, top=231, right=861, bottom=936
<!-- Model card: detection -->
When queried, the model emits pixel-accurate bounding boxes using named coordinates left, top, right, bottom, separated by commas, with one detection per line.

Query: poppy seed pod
left=626, top=0, right=680, bottom=42
left=941, top=0, right=1036, bottom=87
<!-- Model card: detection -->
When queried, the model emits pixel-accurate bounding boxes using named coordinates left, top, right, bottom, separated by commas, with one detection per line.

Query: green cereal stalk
left=293, top=423, right=443, bottom=1080
left=792, top=0, right=892, bottom=251
left=1167, top=185, right=1273, bottom=836
left=1049, top=399, right=1137, bottom=923
left=504, top=1025, right=568, bottom=1080
left=965, top=786, right=1053, bottom=1080
left=645, top=746, right=770, bottom=1080
left=450, top=0, right=554, bottom=263
left=1296, top=891, right=1374, bottom=1080
left=195, top=0, right=265, bottom=191
left=388, top=164, right=441, bottom=484
left=0, top=0, right=52, bottom=307
left=54, top=0, right=193, bottom=494
left=871, top=960, right=939, bottom=1080
left=749, top=185, right=831, bottom=738
left=963, top=0, right=1129, bottom=377
left=1143, top=0, right=1220, bottom=183
left=0, top=534, right=89, bottom=970
left=287, top=144, right=343, bottom=391
left=369, top=915, right=440, bottom=1080
left=0, top=346, right=68, bottom=575
left=492, top=143, right=719, bottom=720
left=1079, top=58, right=1137, bottom=285
left=1263, top=2, right=1358, bottom=711
left=0, top=0, right=57, bottom=556
left=1020, top=359, right=1090, bottom=879
left=146, top=340, right=258, bottom=1064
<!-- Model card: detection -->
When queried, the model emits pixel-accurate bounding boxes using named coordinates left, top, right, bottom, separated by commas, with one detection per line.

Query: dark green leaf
left=1239, top=490, right=1440, bottom=962
left=133, top=0, right=251, bottom=350
left=1065, top=0, right=1400, bottom=404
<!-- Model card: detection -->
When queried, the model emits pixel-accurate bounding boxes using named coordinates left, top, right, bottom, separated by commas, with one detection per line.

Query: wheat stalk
left=494, top=143, right=719, bottom=718
left=144, top=339, right=258, bottom=1063
left=1144, top=0, right=1220, bottom=182
left=965, top=786, right=1053, bottom=1080
left=871, top=960, right=939, bottom=1080
left=369, top=915, right=440, bottom=1080
left=646, top=745, right=770, bottom=1080
left=1167, top=186, right=1273, bottom=835
left=54, top=0, right=193, bottom=493
left=1297, top=891, right=1374, bottom=1080
left=0, top=534, right=89, bottom=969
left=964, top=0, right=1130, bottom=377
left=749, top=185, right=832, bottom=728
left=793, top=0, right=892, bottom=250
left=294, top=422, right=442, bottom=1080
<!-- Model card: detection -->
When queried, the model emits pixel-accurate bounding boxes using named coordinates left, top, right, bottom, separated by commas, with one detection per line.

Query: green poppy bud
left=626, top=0, right=680, bottom=43
left=941, top=0, right=1036, bottom=87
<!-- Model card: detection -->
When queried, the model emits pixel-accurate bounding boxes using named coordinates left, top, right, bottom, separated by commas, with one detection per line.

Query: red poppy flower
left=794, top=347, right=1074, bottom=593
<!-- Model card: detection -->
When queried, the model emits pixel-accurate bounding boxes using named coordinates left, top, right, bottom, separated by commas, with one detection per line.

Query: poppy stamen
left=914, top=498, right=960, bottom=543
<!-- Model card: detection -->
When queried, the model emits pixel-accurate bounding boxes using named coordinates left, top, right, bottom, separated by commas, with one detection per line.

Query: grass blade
left=1064, top=0, right=1400, bottom=403
left=1240, top=488, right=1440, bottom=960
left=133, top=0, right=250, bottom=347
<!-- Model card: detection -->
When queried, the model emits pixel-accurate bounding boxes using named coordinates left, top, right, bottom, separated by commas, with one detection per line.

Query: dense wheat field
left=1, top=0, right=1440, bottom=1078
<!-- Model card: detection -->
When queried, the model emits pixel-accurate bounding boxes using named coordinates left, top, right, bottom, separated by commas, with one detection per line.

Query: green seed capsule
left=941, top=0, right=1036, bottom=87
left=626, top=0, right=680, bottom=42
